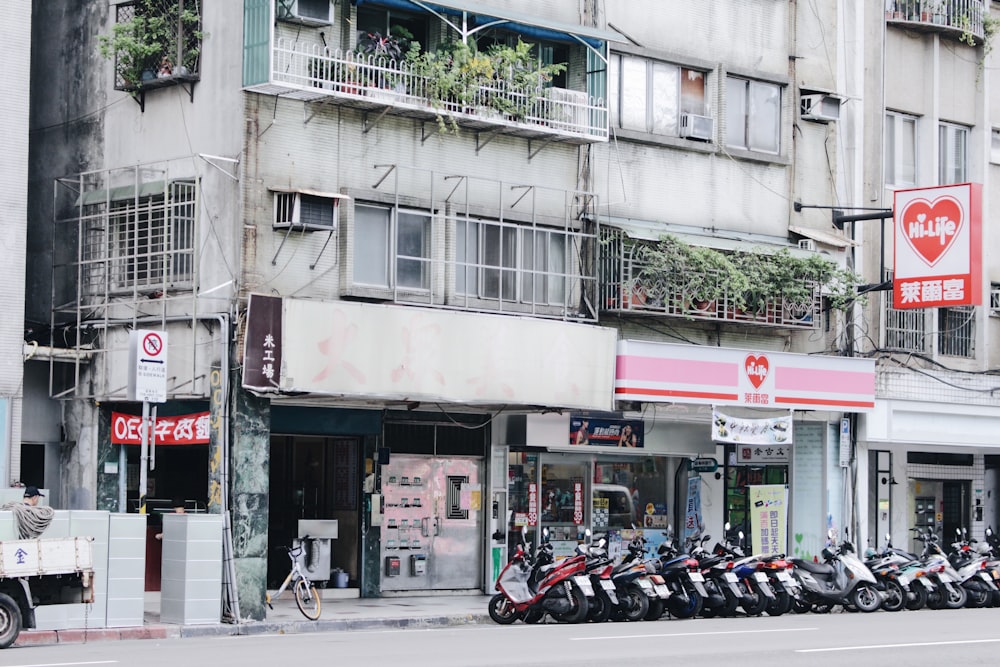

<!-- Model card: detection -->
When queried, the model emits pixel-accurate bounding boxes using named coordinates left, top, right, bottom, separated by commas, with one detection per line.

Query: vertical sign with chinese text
left=749, top=485, right=787, bottom=557
left=527, top=483, right=538, bottom=527
left=893, top=183, right=982, bottom=310
left=684, top=476, right=702, bottom=540
left=242, top=294, right=283, bottom=390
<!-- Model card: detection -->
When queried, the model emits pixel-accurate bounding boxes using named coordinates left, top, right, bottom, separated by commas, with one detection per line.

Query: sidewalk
left=14, top=590, right=493, bottom=647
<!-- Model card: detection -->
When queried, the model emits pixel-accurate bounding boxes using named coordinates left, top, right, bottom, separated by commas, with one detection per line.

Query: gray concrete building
left=23, top=0, right=997, bottom=622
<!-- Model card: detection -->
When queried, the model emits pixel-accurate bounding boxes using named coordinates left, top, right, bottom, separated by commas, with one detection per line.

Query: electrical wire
left=0, top=503, right=56, bottom=539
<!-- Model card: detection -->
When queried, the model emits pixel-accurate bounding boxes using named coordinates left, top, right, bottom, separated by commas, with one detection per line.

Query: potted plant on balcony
left=98, top=0, right=202, bottom=94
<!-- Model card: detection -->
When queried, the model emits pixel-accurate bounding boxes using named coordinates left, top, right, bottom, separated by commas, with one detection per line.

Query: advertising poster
left=569, top=415, right=644, bottom=448
left=712, top=409, right=792, bottom=445
left=749, top=485, right=787, bottom=556
left=684, top=476, right=702, bottom=540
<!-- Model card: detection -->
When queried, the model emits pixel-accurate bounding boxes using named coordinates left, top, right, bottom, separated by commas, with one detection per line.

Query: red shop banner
left=111, top=411, right=211, bottom=445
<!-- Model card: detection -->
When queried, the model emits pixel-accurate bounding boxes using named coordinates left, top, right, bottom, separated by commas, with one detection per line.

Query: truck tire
left=0, top=593, right=22, bottom=649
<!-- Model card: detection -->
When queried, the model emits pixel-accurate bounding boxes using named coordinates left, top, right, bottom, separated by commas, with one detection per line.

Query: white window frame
left=885, top=111, right=917, bottom=187
left=725, top=76, right=781, bottom=154
left=455, top=217, right=571, bottom=306
left=608, top=52, right=707, bottom=137
left=353, top=203, right=432, bottom=291
left=938, top=122, right=968, bottom=185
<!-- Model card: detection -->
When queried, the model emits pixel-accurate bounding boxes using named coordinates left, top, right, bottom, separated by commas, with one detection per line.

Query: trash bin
left=332, top=569, right=349, bottom=588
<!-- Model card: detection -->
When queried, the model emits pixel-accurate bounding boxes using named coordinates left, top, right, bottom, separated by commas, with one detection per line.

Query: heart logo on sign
left=744, top=354, right=769, bottom=389
left=898, top=196, right=963, bottom=267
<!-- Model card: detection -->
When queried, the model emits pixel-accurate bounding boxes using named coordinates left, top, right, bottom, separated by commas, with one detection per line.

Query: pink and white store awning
left=615, top=340, right=875, bottom=412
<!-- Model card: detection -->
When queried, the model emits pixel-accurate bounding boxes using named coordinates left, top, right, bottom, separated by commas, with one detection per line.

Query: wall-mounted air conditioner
left=272, top=190, right=347, bottom=231
left=800, top=94, right=841, bottom=123
left=276, top=0, right=332, bottom=26
left=679, top=113, right=714, bottom=141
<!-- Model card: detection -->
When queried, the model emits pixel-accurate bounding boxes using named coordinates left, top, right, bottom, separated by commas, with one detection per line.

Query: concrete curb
left=15, top=612, right=494, bottom=646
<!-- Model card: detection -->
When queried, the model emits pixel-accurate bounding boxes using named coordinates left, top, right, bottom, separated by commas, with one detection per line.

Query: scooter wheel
left=852, top=584, right=882, bottom=613
left=620, top=584, right=650, bottom=622
left=945, top=584, right=968, bottom=610
left=741, top=585, right=769, bottom=616
left=644, top=597, right=665, bottom=621
left=880, top=579, right=906, bottom=612
left=488, top=594, right=520, bottom=625
left=549, top=585, right=589, bottom=624
left=964, top=586, right=990, bottom=609
left=587, top=591, right=613, bottom=623
left=765, top=589, right=791, bottom=616
left=905, top=584, right=928, bottom=611
left=668, top=586, right=703, bottom=619
left=791, top=597, right=812, bottom=614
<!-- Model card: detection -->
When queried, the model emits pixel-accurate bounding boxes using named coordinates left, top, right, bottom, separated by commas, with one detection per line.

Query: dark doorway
left=942, top=480, right=970, bottom=543
left=268, top=436, right=361, bottom=588
left=19, top=443, right=46, bottom=488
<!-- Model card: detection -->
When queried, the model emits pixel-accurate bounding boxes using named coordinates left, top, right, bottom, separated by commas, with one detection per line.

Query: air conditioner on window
left=272, top=191, right=340, bottom=231
left=679, top=113, right=714, bottom=141
left=800, top=94, right=841, bottom=123
left=276, top=0, right=332, bottom=26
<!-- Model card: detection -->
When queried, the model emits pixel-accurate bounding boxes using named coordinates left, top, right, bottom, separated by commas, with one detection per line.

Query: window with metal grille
left=106, top=0, right=202, bottom=90
left=991, top=282, right=1000, bottom=316
left=82, top=180, right=196, bottom=293
left=883, top=271, right=926, bottom=352
left=938, top=305, right=974, bottom=358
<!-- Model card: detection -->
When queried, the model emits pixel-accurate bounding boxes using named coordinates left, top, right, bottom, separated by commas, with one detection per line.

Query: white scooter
left=790, top=528, right=882, bottom=613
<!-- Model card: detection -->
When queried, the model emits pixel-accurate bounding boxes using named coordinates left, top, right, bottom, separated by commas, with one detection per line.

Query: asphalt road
left=4, top=608, right=1000, bottom=667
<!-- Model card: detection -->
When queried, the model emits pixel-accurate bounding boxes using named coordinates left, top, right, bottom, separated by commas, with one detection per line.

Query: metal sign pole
left=139, top=400, right=150, bottom=515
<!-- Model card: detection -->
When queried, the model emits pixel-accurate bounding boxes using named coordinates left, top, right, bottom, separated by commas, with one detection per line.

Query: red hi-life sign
left=893, top=183, right=981, bottom=310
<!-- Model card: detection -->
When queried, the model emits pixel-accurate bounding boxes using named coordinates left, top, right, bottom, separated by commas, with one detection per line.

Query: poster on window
left=749, top=485, right=787, bottom=557
left=569, top=415, right=643, bottom=448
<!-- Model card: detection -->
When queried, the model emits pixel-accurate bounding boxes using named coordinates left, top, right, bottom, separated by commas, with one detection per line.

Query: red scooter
left=489, top=529, right=593, bottom=624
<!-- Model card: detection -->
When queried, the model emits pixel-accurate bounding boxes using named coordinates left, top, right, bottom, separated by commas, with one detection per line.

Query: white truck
left=0, top=537, right=95, bottom=648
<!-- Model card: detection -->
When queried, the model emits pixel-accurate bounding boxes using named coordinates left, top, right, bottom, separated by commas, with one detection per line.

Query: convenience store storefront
left=612, top=340, right=876, bottom=557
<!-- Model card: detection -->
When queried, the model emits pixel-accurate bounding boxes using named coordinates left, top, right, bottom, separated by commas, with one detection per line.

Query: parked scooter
left=656, top=528, right=708, bottom=619
left=714, top=528, right=776, bottom=616
left=913, top=528, right=968, bottom=610
left=488, top=528, right=592, bottom=625
left=863, top=533, right=933, bottom=611
left=608, top=533, right=653, bottom=622
left=575, top=533, right=619, bottom=622
left=789, top=528, right=882, bottom=613
left=946, top=528, right=996, bottom=608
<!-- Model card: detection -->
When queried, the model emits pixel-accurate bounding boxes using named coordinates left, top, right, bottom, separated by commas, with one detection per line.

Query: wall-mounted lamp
left=881, top=476, right=899, bottom=486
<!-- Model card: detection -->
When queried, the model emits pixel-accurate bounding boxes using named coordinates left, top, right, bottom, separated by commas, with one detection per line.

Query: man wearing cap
left=23, top=486, right=44, bottom=506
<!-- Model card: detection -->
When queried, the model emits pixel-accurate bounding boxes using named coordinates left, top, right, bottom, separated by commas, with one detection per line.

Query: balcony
left=886, top=0, right=986, bottom=41
left=248, top=41, right=608, bottom=144
left=599, top=231, right=825, bottom=330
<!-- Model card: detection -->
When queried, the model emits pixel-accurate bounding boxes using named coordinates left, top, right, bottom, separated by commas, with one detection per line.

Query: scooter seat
left=791, top=558, right=834, bottom=575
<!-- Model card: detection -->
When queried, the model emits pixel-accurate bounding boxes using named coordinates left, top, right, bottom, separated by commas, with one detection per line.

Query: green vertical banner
left=491, top=546, right=503, bottom=584
left=749, top=485, right=787, bottom=556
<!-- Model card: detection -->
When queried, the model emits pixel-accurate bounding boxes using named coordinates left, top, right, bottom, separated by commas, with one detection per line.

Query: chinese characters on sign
left=242, top=294, right=283, bottom=390
left=568, top=416, right=644, bottom=448
left=684, top=476, right=702, bottom=540
left=736, top=445, right=790, bottom=464
left=573, top=482, right=584, bottom=525
left=712, top=409, right=792, bottom=446
left=893, top=184, right=982, bottom=310
left=749, top=485, right=787, bottom=557
left=527, top=482, right=538, bottom=527
left=111, top=411, right=210, bottom=445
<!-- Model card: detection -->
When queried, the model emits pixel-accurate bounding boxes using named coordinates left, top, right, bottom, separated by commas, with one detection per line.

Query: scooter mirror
left=988, top=527, right=994, bottom=538
left=702, top=534, right=711, bottom=544
left=884, top=532, right=890, bottom=543
left=738, top=530, right=745, bottom=541
left=724, top=521, right=731, bottom=531
left=828, top=528, right=836, bottom=540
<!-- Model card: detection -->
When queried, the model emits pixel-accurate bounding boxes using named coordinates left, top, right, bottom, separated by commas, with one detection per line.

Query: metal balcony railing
left=266, top=40, right=608, bottom=143
left=599, top=241, right=822, bottom=329
left=886, top=0, right=985, bottom=40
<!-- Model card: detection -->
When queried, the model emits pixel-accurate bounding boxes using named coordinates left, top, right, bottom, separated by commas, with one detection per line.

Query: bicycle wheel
left=294, top=578, right=322, bottom=620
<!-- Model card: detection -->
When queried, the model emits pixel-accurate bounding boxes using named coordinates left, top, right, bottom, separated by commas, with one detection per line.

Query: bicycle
left=265, top=541, right=321, bottom=620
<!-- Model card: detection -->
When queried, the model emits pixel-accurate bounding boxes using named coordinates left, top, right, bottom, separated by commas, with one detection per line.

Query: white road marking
left=797, top=638, right=1000, bottom=653
left=2, top=662, right=118, bottom=667
left=571, top=627, right=818, bottom=641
